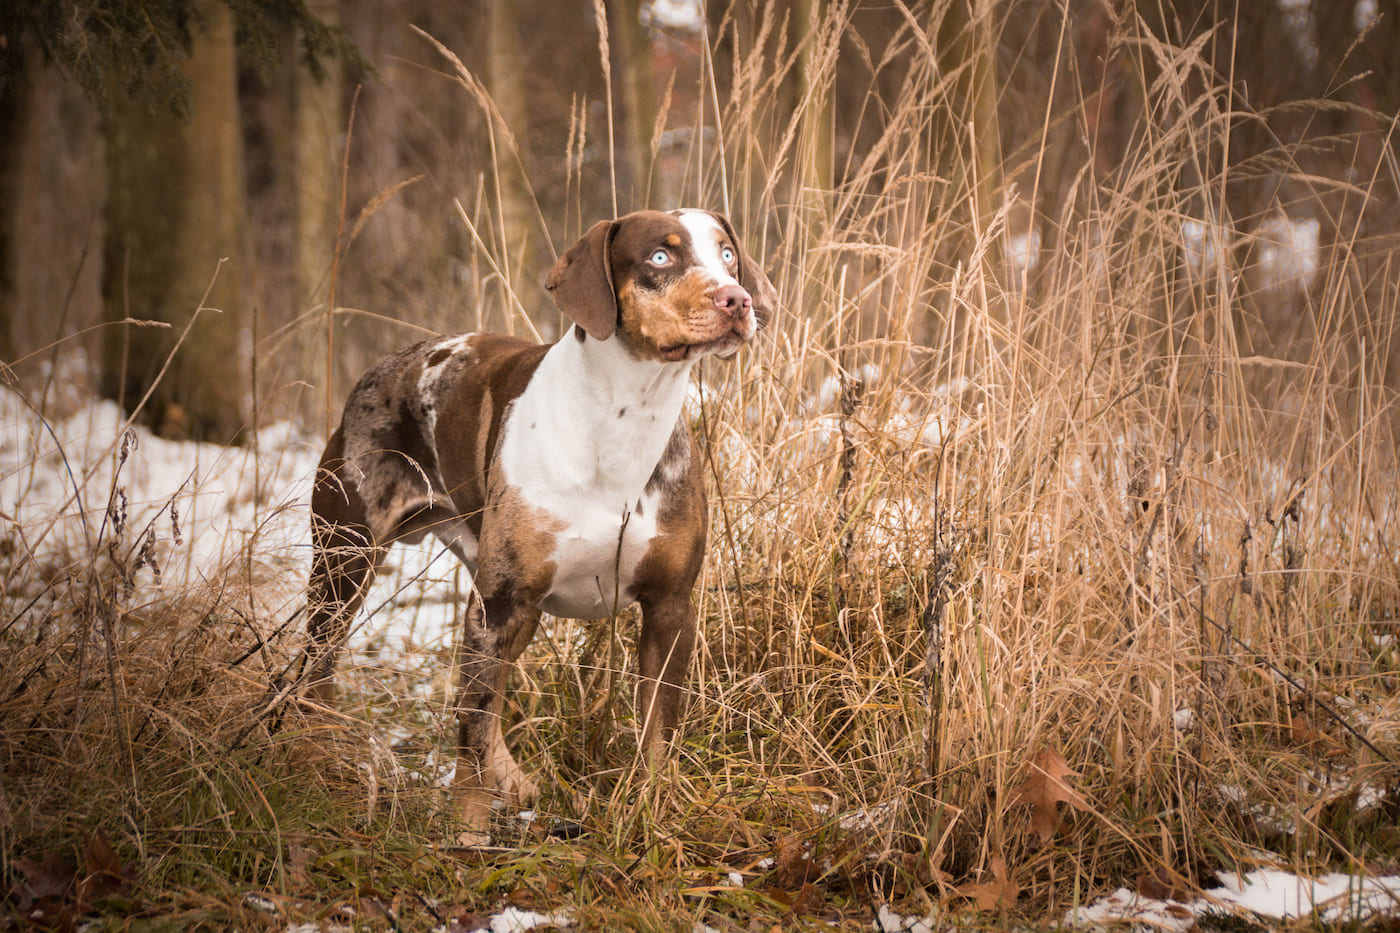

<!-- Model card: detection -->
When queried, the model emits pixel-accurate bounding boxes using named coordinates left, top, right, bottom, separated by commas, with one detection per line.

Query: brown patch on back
left=311, top=332, right=553, bottom=559
left=429, top=335, right=549, bottom=537
left=327, top=342, right=451, bottom=544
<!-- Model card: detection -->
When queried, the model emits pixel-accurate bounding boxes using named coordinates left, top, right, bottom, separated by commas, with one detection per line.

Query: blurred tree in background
left=0, top=0, right=356, bottom=439
left=1, top=0, right=1397, bottom=438
left=101, top=0, right=247, bottom=440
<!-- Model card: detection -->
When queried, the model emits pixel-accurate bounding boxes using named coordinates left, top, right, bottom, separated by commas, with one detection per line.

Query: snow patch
left=484, top=907, right=572, bottom=932
left=641, top=0, right=704, bottom=33
left=874, top=903, right=936, bottom=933
left=1065, top=869, right=1400, bottom=930
left=0, top=388, right=466, bottom=707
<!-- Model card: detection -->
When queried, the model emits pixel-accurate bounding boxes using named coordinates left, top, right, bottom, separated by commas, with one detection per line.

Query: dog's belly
left=536, top=495, right=662, bottom=620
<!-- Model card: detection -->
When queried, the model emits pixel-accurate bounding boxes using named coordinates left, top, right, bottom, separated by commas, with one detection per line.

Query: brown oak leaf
left=1009, top=747, right=1090, bottom=844
left=956, top=855, right=1018, bottom=911
left=773, top=834, right=819, bottom=888
left=11, top=852, right=76, bottom=910
left=1285, top=712, right=1347, bottom=757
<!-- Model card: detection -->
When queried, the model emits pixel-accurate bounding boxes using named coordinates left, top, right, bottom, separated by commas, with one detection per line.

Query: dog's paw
left=454, top=828, right=493, bottom=848
left=452, top=793, right=495, bottom=847
left=500, top=768, right=540, bottom=807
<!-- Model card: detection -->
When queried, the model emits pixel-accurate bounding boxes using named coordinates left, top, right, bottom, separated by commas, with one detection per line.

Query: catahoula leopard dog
left=305, top=209, right=776, bottom=843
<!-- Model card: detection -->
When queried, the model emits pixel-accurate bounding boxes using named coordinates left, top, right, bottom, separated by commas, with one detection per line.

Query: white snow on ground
left=0, top=388, right=463, bottom=690
left=873, top=869, right=1400, bottom=931
left=1, top=394, right=320, bottom=579
left=1, top=388, right=573, bottom=933
left=477, top=908, right=572, bottom=932
left=1064, top=869, right=1400, bottom=930
left=875, top=903, right=937, bottom=933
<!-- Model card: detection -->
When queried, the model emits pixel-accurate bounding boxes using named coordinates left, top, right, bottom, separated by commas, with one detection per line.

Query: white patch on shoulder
left=674, top=210, right=740, bottom=287
left=416, top=333, right=475, bottom=440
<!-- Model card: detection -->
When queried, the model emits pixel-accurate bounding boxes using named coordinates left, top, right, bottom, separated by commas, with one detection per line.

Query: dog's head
left=545, top=209, right=778, bottom=363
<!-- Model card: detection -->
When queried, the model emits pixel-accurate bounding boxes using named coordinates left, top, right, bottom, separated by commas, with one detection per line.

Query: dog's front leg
left=636, top=592, right=697, bottom=766
left=452, top=591, right=542, bottom=845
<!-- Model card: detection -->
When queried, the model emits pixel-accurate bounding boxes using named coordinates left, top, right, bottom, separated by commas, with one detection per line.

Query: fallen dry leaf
left=12, top=831, right=136, bottom=914
left=764, top=880, right=825, bottom=916
left=446, top=915, right=492, bottom=933
left=1009, top=747, right=1090, bottom=844
left=11, top=852, right=77, bottom=910
left=76, top=829, right=131, bottom=908
left=956, top=855, right=1018, bottom=911
left=1135, top=865, right=1195, bottom=902
left=1285, top=712, right=1347, bottom=757
left=792, top=881, right=824, bottom=915
left=773, top=833, right=820, bottom=888
left=84, top=830, right=122, bottom=879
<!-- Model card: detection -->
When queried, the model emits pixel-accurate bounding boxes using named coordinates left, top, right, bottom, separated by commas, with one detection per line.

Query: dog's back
left=314, top=333, right=547, bottom=550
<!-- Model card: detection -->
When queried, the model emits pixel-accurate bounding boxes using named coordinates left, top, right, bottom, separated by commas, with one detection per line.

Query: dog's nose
left=713, top=284, right=752, bottom=318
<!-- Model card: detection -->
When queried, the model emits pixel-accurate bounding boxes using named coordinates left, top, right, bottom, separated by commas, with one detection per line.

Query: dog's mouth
left=659, top=335, right=745, bottom=363
left=658, top=318, right=754, bottom=363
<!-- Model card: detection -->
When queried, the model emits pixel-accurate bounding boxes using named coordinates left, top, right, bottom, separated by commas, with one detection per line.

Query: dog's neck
left=555, top=327, right=695, bottom=411
left=500, top=330, right=695, bottom=510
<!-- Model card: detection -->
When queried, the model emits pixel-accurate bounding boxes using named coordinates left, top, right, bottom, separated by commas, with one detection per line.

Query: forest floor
left=3, top=373, right=1398, bottom=932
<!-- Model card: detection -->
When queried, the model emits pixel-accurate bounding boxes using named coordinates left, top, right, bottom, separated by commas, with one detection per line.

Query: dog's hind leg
left=306, top=436, right=385, bottom=705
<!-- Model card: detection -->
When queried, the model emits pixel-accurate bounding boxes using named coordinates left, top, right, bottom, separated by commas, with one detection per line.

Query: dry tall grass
left=3, top=4, right=1398, bottom=929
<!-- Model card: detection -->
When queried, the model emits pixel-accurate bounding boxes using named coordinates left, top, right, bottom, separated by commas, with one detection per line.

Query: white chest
left=494, top=337, right=692, bottom=619
left=536, top=490, right=662, bottom=619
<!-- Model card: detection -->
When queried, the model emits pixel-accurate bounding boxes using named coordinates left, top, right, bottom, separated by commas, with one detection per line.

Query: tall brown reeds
left=2, top=3, right=1397, bottom=927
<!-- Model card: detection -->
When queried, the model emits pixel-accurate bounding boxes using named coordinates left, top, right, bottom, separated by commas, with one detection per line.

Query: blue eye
left=650, top=249, right=670, bottom=265
left=721, top=246, right=736, bottom=264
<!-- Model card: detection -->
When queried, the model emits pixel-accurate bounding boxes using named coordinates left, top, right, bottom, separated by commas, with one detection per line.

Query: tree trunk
left=939, top=0, right=1001, bottom=243
left=0, top=57, right=34, bottom=365
left=612, top=0, right=658, bottom=210
left=295, top=0, right=344, bottom=432
left=795, top=0, right=833, bottom=234
left=485, top=0, right=544, bottom=328
left=787, top=0, right=834, bottom=333
left=101, top=0, right=245, bottom=441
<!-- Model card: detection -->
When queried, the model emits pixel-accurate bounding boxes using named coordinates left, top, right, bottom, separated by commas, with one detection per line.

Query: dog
left=305, top=209, right=776, bottom=843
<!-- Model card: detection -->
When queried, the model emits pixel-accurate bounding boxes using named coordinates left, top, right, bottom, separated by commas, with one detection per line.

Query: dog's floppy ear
left=710, top=211, right=779, bottom=329
left=546, top=219, right=619, bottom=340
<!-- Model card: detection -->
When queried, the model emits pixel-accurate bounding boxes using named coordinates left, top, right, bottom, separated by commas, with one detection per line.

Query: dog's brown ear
left=546, top=219, right=618, bottom=340
left=710, top=212, right=779, bottom=329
